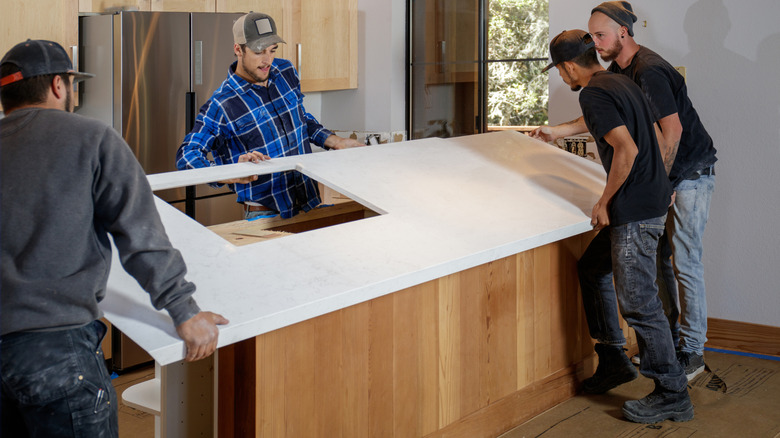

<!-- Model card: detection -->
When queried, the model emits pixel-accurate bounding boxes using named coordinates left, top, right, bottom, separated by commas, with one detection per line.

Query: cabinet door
left=1, top=0, right=80, bottom=111
left=298, top=0, right=357, bottom=91
left=1, top=0, right=79, bottom=65
left=80, top=0, right=150, bottom=12
left=151, top=0, right=215, bottom=11
left=216, top=0, right=356, bottom=92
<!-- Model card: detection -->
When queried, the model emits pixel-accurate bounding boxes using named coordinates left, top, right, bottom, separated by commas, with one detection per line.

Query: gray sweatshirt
left=1, top=108, right=200, bottom=335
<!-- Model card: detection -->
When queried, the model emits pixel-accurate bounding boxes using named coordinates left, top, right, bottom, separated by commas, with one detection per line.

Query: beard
left=599, top=38, right=623, bottom=62
left=65, top=86, right=73, bottom=112
left=240, top=56, right=270, bottom=84
left=570, top=85, right=582, bottom=92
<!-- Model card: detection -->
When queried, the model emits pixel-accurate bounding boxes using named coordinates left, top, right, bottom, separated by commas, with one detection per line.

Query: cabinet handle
left=70, top=46, right=79, bottom=101
left=297, top=43, right=302, bottom=78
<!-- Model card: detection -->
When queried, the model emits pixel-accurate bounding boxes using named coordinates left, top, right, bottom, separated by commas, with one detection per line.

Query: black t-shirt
left=580, top=71, right=672, bottom=226
left=608, top=46, right=717, bottom=187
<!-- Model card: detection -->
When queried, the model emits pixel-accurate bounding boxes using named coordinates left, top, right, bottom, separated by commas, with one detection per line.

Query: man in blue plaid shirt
left=176, top=12, right=363, bottom=219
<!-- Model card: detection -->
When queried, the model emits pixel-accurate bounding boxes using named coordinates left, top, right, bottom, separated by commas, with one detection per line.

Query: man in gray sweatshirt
left=0, top=39, right=228, bottom=437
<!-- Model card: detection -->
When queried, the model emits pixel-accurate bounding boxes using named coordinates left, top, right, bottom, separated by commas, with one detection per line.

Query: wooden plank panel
left=393, top=288, right=421, bottom=437
left=342, top=302, right=370, bottom=438
left=216, top=343, right=236, bottom=438
left=418, top=282, right=440, bottom=436
left=458, top=265, right=487, bottom=416
left=257, top=330, right=285, bottom=437
left=516, top=250, right=536, bottom=389
left=437, top=274, right=461, bottom=428
left=284, top=319, right=316, bottom=437
left=548, top=243, right=567, bottom=372
left=533, top=245, right=552, bottom=379
left=486, top=255, right=518, bottom=402
left=368, top=296, right=394, bottom=438
left=707, top=318, right=780, bottom=356
left=315, top=311, right=344, bottom=437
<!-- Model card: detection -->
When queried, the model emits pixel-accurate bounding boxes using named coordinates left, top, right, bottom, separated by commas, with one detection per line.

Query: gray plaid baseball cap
left=233, top=13, right=286, bottom=52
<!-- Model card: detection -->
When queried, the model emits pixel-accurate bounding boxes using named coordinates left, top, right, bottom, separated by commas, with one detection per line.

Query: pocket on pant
left=70, top=379, right=113, bottom=438
left=639, top=223, right=665, bottom=253
left=1, top=351, right=82, bottom=405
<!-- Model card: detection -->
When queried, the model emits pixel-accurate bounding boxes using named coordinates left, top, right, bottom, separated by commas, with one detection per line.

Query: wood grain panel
left=707, top=318, right=780, bottom=357
left=217, top=234, right=641, bottom=437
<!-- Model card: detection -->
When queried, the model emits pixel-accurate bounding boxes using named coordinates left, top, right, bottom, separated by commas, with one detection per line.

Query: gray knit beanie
left=592, top=1, right=638, bottom=36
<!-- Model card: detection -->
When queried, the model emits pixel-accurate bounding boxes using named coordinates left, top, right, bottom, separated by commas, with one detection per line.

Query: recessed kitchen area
left=2, top=1, right=780, bottom=437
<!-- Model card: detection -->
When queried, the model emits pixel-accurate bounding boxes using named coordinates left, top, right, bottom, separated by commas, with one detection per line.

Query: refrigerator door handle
left=185, top=92, right=197, bottom=218
left=185, top=92, right=196, bottom=134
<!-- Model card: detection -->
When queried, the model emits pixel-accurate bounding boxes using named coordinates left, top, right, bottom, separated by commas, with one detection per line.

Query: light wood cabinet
left=80, top=0, right=215, bottom=12
left=217, top=0, right=358, bottom=92
left=0, top=0, right=80, bottom=112
left=1, top=0, right=79, bottom=56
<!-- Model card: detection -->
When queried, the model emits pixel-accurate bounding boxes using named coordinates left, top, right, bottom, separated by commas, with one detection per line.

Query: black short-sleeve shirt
left=608, top=46, right=717, bottom=187
left=580, top=71, right=672, bottom=225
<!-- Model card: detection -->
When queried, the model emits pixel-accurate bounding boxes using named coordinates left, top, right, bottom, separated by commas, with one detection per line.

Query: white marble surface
left=102, top=131, right=606, bottom=365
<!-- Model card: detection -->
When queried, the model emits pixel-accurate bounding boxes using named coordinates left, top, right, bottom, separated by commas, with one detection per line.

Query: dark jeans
left=578, top=216, right=687, bottom=392
left=1, top=320, right=119, bottom=438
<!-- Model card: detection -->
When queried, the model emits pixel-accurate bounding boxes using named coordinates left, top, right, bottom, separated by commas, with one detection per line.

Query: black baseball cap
left=542, top=30, right=595, bottom=73
left=233, top=12, right=286, bottom=52
left=0, top=39, right=94, bottom=87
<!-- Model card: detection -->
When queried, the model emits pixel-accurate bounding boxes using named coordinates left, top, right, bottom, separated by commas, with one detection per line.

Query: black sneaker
left=678, top=351, right=705, bottom=381
left=622, top=387, right=694, bottom=423
left=582, top=343, right=638, bottom=394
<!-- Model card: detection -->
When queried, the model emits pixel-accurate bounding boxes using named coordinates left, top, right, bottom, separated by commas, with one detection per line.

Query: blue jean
left=579, top=216, right=687, bottom=392
left=656, top=231, right=681, bottom=348
left=658, top=174, right=715, bottom=355
left=1, top=320, right=119, bottom=438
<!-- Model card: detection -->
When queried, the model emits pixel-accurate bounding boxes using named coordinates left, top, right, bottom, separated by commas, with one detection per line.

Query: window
left=407, top=0, right=549, bottom=139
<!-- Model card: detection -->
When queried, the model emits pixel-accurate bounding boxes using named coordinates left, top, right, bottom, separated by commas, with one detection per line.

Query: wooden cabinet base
left=216, top=232, right=637, bottom=437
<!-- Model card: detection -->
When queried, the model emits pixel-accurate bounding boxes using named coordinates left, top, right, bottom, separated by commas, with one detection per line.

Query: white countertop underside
left=102, top=131, right=606, bottom=365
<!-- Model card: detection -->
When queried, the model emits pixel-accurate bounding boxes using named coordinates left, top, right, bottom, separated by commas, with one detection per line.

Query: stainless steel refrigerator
left=79, top=11, right=245, bottom=228
left=79, top=11, right=245, bottom=370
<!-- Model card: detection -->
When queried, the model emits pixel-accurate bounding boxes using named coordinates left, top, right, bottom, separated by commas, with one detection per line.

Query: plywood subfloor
left=500, top=350, right=780, bottom=438
left=113, top=365, right=155, bottom=438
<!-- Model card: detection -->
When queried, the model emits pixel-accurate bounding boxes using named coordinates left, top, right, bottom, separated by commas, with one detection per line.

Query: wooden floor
left=113, top=365, right=155, bottom=438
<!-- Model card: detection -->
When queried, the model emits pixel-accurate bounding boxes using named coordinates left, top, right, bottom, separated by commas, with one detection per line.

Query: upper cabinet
left=80, top=1, right=215, bottom=12
left=1, top=0, right=80, bottom=112
left=217, top=0, right=358, bottom=92
left=1, top=0, right=80, bottom=72
left=0, top=0, right=356, bottom=95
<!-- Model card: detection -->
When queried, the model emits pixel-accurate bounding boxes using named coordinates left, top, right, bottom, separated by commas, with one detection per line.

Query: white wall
left=551, top=0, right=780, bottom=327
left=315, top=0, right=407, bottom=133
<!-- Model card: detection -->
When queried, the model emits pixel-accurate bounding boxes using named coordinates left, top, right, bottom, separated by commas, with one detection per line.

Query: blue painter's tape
left=704, top=347, right=780, bottom=362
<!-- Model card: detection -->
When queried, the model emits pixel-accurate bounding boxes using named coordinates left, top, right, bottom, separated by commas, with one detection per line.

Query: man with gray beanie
left=534, top=1, right=717, bottom=383
left=177, top=12, right=363, bottom=220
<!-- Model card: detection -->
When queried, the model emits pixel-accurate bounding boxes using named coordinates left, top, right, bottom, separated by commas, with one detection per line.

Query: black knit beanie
left=591, top=1, right=638, bottom=36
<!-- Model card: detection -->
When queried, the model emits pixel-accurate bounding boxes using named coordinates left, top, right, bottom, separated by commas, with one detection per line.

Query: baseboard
left=706, top=318, right=780, bottom=357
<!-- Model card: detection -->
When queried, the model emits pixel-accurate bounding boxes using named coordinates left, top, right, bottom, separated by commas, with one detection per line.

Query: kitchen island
left=104, top=131, right=628, bottom=437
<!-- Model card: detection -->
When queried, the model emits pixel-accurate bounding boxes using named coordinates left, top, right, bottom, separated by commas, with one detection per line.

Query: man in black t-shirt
left=589, top=0, right=717, bottom=383
left=541, top=30, right=691, bottom=424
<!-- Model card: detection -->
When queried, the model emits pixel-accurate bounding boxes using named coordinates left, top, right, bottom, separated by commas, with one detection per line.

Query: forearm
left=554, top=116, right=589, bottom=138
left=657, top=114, right=682, bottom=175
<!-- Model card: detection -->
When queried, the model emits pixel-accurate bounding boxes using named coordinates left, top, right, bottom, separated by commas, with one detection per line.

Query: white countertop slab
left=102, top=131, right=606, bottom=365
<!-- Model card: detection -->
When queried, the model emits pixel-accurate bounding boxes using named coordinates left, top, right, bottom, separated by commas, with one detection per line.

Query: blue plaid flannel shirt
left=176, top=58, right=333, bottom=218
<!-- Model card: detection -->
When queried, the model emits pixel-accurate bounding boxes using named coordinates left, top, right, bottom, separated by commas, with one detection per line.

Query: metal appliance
left=79, top=11, right=244, bottom=227
left=79, top=11, right=245, bottom=369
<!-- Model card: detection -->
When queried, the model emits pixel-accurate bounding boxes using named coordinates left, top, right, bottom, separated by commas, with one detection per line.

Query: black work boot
left=582, top=343, right=638, bottom=394
left=622, top=385, right=694, bottom=423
